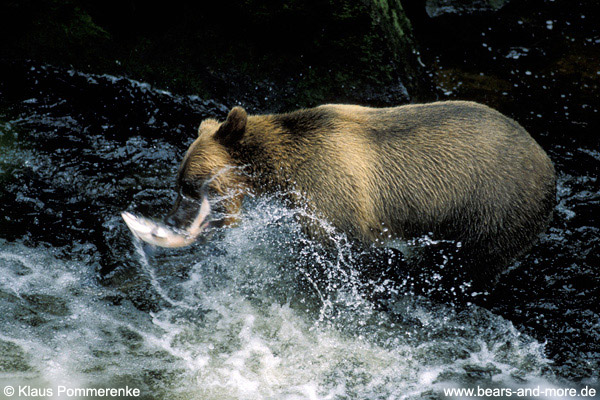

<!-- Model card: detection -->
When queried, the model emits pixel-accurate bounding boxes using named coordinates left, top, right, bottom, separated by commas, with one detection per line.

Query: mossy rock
left=1, top=0, right=428, bottom=111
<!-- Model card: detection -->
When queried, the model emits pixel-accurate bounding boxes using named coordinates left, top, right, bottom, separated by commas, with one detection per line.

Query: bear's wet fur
left=171, top=101, right=556, bottom=288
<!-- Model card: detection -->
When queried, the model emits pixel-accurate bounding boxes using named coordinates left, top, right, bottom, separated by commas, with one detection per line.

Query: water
left=1, top=10, right=599, bottom=395
left=0, top=208, right=553, bottom=399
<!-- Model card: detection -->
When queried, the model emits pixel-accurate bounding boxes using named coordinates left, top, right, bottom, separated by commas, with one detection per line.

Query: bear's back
left=246, top=101, right=555, bottom=281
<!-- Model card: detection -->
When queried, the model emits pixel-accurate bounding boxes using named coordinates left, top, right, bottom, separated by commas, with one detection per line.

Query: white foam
left=0, top=197, right=558, bottom=399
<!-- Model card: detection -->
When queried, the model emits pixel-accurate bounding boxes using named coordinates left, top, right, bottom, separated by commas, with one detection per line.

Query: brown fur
left=172, top=101, right=556, bottom=281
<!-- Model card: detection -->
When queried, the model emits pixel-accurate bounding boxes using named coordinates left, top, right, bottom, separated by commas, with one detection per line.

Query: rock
left=0, top=340, right=33, bottom=373
left=0, top=0, right=428, bottom=110
left=463, top=363, right=502, bottom=382
left=425, top=0, right=511, bottom=18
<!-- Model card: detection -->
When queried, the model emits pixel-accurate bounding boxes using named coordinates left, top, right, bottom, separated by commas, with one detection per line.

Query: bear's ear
left=215, top=106, right=247, bottom=146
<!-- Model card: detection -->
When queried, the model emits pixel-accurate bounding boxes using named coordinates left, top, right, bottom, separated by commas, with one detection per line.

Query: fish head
left=123, top=107, right=250, bottom=248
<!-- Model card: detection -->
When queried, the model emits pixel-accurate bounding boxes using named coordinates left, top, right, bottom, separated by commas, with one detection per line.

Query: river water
left=1, top=5, right=599, bottom=396
left=0, top=60, right=597, bottom=399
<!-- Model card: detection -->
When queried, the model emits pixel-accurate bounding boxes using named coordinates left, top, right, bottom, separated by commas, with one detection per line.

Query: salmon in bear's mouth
left=121, top=194, right=211, bottom=248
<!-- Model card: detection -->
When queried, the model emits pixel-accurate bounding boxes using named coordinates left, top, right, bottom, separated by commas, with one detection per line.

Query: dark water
left=0, top=1, right=599, bottom=397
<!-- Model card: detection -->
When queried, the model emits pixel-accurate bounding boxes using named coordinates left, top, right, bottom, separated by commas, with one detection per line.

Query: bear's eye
left=179, top=179, right=203, bottom=199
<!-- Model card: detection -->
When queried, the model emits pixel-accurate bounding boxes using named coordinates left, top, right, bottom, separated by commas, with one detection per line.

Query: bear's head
left=162, top=107, right=250, bottom=245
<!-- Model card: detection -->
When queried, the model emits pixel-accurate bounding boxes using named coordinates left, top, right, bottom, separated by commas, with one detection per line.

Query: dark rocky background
left=1, top=0, right=599, bottom=385
left=0, top=0, right=428, bottom=111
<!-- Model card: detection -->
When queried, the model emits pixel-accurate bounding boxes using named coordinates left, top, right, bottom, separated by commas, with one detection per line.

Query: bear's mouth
left=121, top=193, right=211, bottom=248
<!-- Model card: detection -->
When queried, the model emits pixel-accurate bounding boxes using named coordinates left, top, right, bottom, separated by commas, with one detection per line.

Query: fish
left=121, top=195, right=211, bottom=248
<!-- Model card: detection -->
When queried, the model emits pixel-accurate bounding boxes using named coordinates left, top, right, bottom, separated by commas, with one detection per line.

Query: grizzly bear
left=141, top=101, right=556, bottom=283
